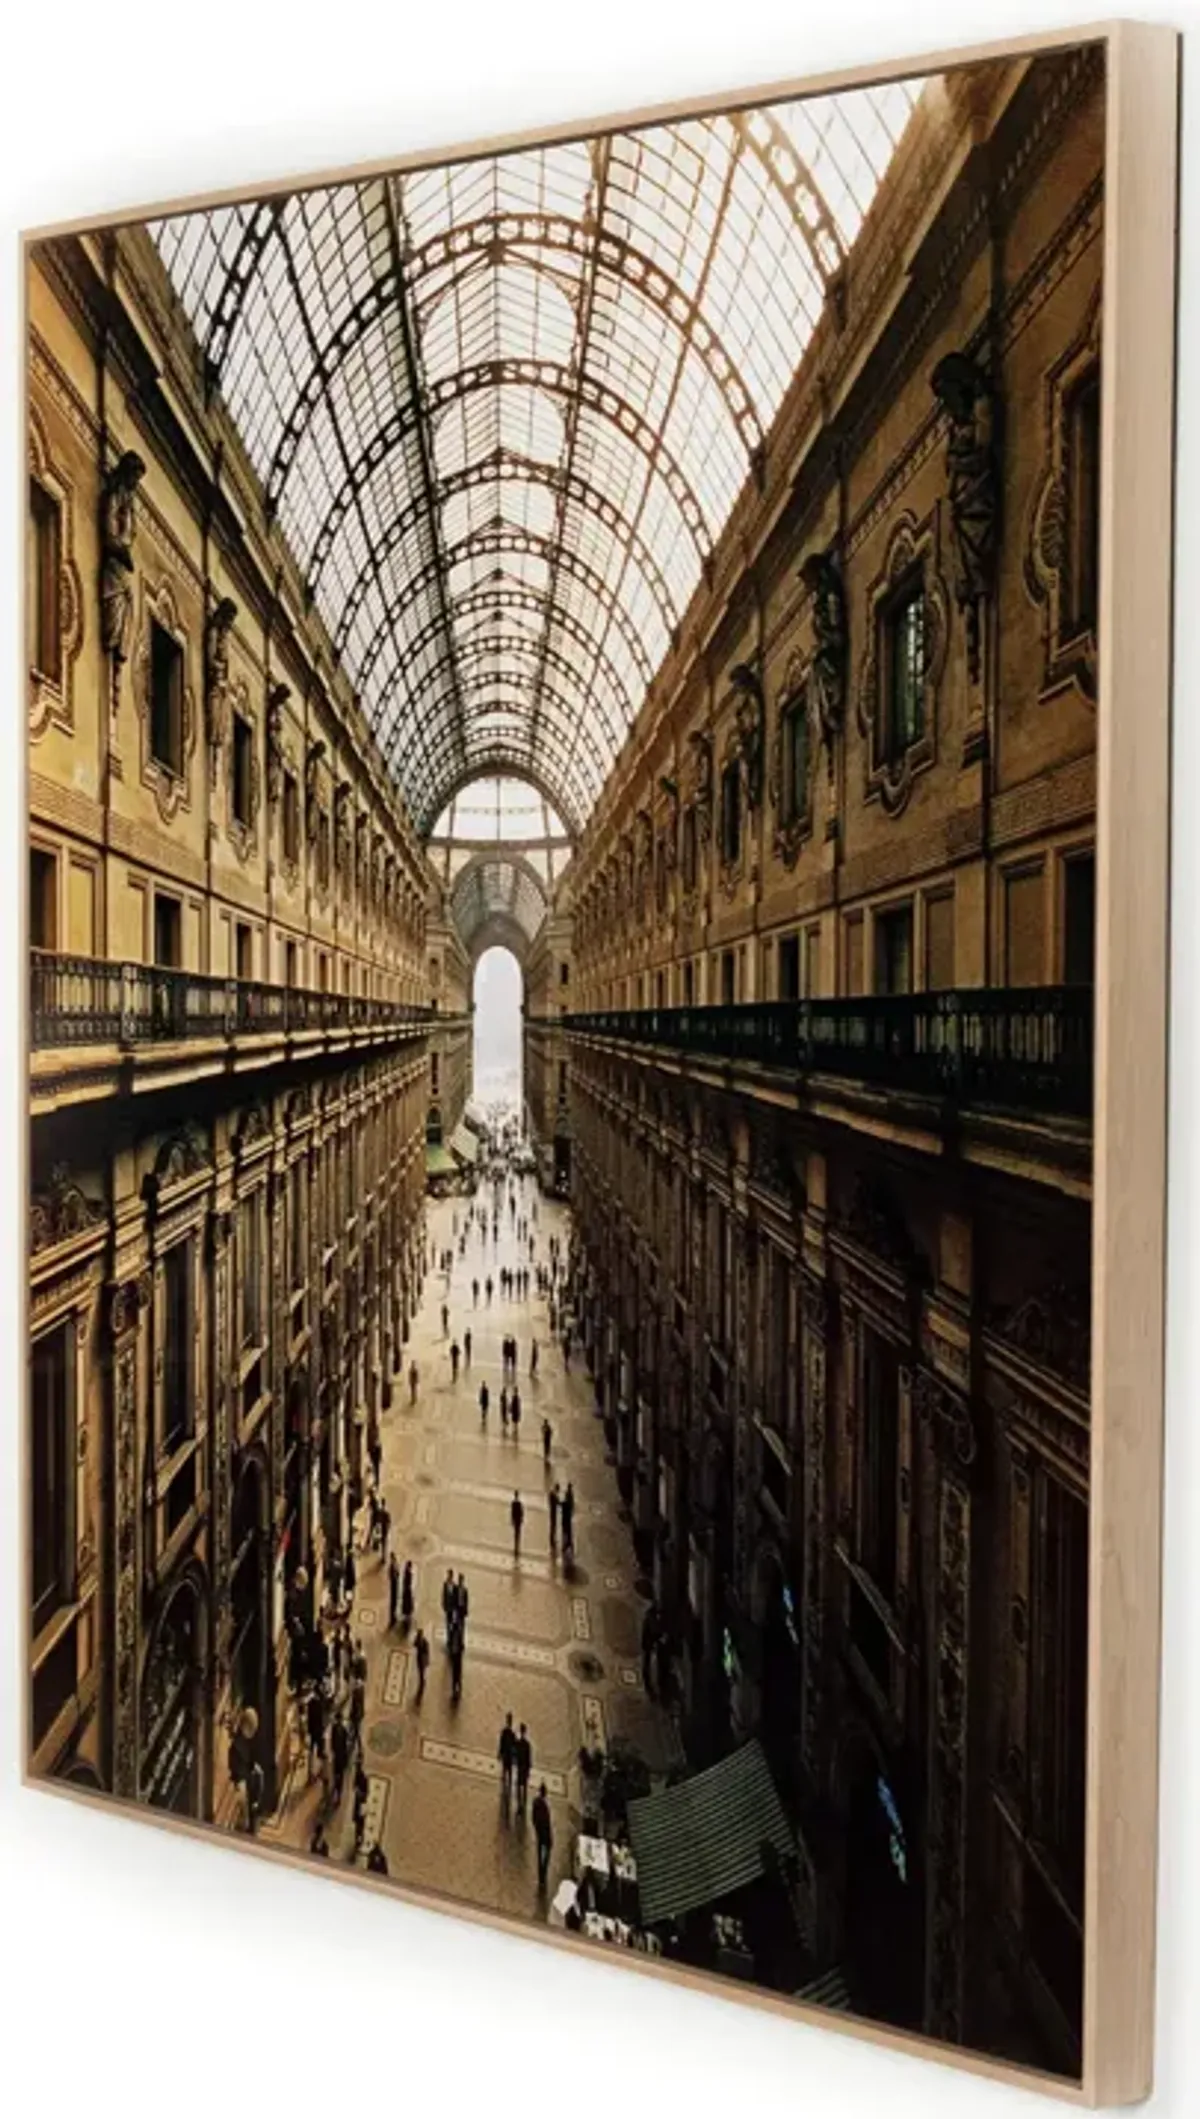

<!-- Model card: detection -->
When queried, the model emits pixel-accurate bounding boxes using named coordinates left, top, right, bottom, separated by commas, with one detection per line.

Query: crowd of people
left=272, top=1135, right=627, bottom=1906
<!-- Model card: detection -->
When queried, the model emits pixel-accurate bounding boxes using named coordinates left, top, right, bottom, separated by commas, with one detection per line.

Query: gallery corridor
left=265, top=1182, right=680, bottom=1918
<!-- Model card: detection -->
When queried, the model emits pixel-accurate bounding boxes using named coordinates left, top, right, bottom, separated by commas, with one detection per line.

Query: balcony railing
left=559, top=989, right=1094, bottom=1119
left=30, top=951, right=441, bottom=1052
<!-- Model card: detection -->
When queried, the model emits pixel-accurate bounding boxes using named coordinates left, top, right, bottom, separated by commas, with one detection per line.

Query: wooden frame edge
left=1084, top=16, right=1179, bottom=2108
left=16, top=20, right=1181, bottom=2105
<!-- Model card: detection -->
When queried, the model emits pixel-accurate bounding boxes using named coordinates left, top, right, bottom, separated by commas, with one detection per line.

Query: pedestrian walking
left=449, top=1624, right=464, bottom=1703
left=472, top=1278, right=479, bottom=1307
left=498, top=1711, right=516, bottom=1804
left=409, top=1360, right=419, bottom=1405
left=330, top=1710, right=350, bottom=1803
left=414, top=1626, right=429, bottom=1698
left=450, top=1340, right=460, bottom=1381
left=378, top=1499, right=391, bottom=1560
left=511, top=1490, right=524, bottom=1557
left=344, top=1546, right=357, bottom=1605
left=486, top=1276, right=493, bottom=1304
left=401, top=1559, right=414, bottom=1631
left=479, top=1380, right=490, bottom=1424
left=561, top=1482, right=575, bottom=1559
left=350, top=1674, right=366, bottom=1753
left=515, top=1722, right=532, bottom=1815
left=464, top=1329, right=472, bottom=1366
left=511, top=1387, right=522, bottom=1437
left=441, top=1302, right=449, bottom=1337
left=531, top=1339, right=539, bottom=1379
left=542, top=1416, right=552, bottom=1462
left=532, top=1782, right=553, bottom=1890
left=327, top=1549, right=343, bottom=1612
left=388, top=1550, right=400, bottom=1629
left=368, top=1435, right=383, bottom=1488
left=441, top=1568, right=456, bottom=1630
left=500, top=1386, right=509, bottom=1429
left=548, top=1482, right=560, bottom=1549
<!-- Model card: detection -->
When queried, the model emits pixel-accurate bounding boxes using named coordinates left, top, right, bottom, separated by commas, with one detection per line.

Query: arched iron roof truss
left=152, top=81, right=924, bottom=835
left=450, top=851, right=549, bottom=960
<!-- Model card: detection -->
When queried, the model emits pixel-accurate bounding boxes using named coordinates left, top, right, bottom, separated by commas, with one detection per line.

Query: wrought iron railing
left=30, top=950, right=444, bottom=1051
left=559, top=988, right=1094, bottom=1119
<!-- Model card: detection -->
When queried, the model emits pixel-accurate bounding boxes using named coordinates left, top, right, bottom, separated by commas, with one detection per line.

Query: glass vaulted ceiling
left=151, top=79, right=924, bottom=837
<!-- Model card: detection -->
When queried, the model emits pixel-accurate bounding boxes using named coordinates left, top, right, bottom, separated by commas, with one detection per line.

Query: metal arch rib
left=305, top=359, right=712, bottom=596
left=347, top=455, right=674, bottom=698
left=204, top=198, right=285, bottom=381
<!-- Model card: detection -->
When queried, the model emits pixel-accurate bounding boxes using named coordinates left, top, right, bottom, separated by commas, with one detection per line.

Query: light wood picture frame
left=19, top=19, right=1178, bottom=2105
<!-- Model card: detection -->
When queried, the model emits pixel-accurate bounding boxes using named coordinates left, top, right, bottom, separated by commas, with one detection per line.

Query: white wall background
left=1, top=5, right=1196, bottom=2115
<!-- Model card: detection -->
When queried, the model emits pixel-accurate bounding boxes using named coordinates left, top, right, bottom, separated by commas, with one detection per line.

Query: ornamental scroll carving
left=930, top=350, right=1000, bottom=688
left=30, top=1166, right=105, bottom=1255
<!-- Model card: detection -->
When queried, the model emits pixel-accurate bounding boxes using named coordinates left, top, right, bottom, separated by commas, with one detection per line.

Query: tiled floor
left=266, top=1182, right=678, bottom=1926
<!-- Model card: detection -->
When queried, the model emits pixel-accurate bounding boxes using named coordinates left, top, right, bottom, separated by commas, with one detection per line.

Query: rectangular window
left=805, top=925, right=821, bottom=1000
left=720, top=950, right=736, bottom=1006
left=683, top=960, right=695, bottom=1006
left=234, top=922, right=252, bottom=983
left=720, top=762, right=741, bottom=865
left=239, top=1194, right=264, bottom=1350
left=1063, top=852, right=1096, bottom=987
left=777, top=934, right=801, bottom=1000
left=28, top=478, right=62, bottom=685
left=858, top=1327, right=900, bottom=1605
left=925, top=890, right=956, bottom=992
left=782, top=691, right=810, bottom=825
left=282, top=772, right=300, bottom=864
left=875, top=903, right=914, bottom=996
left=161, top=1241, right=193, bottom=1455
left=655, top=971, right=665, bottom=1009
left=30, top=847, right=57, bottom=952
left=560, top=960, right=569, bottom=986
left=284, top=939, right=298, bottom=989
left=1067, top=368, right=1101, bottom=639
left=153, top=892, right=182, bottom=969
left=883, top=581, right=926, bottom=762
left=31, top=1322, right=74, bottom=1636
left=231, top=713, right=253, bottom=828
left=149, top=620, right=184, bottom=776
left=1005, top=865, right=1046, bottom=988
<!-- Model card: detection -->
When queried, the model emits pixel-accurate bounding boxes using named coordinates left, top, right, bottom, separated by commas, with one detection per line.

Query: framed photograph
left=21, top=19, right=1177, bottom=2104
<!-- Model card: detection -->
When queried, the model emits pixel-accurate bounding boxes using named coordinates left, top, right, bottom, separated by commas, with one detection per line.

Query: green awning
left=626, top=1740, right=795, bottom=1926
left=426, top=1145, right=457, bottom=1176
left=450, top=1124, right=479, bottom=1164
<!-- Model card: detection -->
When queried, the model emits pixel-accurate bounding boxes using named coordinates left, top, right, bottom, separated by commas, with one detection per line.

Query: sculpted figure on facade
left=204, top=597, right=238, bottom=762
left=265, top=681, right=290, bottom=807
left=688, top=729, right=713, bottom=844
left=729, top=662, right=766, bottom=809
left=930, top=349, right=1000, bottom=685
left=99, top=449, right=147, bottom=668
left=334, top=780, right=352, bottom=875
left=799, top=546, right=848, bottom=747
left=304, top=740, right=325, bottom=838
